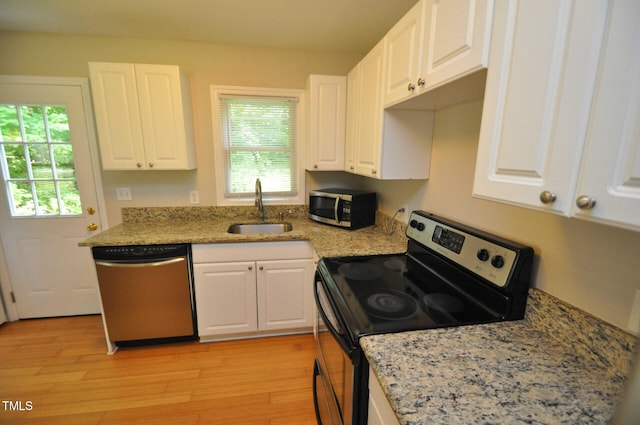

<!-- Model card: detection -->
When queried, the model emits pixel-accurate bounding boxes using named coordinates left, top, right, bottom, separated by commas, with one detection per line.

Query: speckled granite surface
left=361, top=289, right=638, bottom=425
left=79, top=206, right=407, bottom=258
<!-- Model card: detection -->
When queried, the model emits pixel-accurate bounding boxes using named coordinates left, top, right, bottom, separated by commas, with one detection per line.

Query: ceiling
left=0, top=0, right=419, bottom=54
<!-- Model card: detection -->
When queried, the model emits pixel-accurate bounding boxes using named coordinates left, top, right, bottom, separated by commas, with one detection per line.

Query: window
left=0, top=104, right=81, bottom=216
left=211, top=86, right=305, bottom=205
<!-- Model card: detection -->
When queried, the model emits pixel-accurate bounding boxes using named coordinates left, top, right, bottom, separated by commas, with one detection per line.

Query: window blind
left=218, top=95, right=298, bottom=197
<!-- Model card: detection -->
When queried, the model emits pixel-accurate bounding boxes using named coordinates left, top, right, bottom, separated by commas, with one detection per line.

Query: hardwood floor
left=0, top=315, right=318, bottom=424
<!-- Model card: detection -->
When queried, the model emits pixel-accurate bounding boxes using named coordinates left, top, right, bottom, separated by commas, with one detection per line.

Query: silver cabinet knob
left=539, top=191, right=557, bottom=204
left=417, top=78, right=426, bottom=87
left=576, top=195, right=596, bottom=210
left=407, top=83, right=416, bottom=92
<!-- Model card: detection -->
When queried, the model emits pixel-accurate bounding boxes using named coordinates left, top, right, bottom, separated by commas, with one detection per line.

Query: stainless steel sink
left=227, top=222, right=293, bottom=234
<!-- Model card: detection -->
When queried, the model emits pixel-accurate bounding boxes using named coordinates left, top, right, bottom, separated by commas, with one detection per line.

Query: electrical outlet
left=116, top=187, right=132, bottom=201
left=189, top=190, right=200, bottom=204
left=627, top=289, right=640, bottom=335
left=400, top=205, right=409, bottom=222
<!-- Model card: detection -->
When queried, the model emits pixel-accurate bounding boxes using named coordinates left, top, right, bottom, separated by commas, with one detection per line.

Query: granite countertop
left=361, top=289, right=638, bottom=425
left=79, top=206, right=407, bottom=258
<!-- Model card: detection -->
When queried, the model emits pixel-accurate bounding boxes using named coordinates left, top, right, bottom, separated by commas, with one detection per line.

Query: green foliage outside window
left=0, top=104, right=81, bottom=216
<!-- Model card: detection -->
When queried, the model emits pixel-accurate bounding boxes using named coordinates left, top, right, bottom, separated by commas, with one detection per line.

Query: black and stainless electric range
left=312, top=211, right=534, bottom=425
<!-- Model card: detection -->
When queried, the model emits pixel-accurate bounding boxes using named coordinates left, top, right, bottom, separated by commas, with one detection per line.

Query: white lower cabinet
left=192, top=242, right=315, bottom=340
left=368, top=368, right=401, bottom=425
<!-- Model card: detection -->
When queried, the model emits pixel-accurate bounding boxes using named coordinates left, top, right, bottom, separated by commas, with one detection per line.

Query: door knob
left=87, top=223, right=98, bottom=231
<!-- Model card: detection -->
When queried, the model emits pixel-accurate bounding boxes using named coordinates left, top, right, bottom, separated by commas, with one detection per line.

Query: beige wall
left=2, top=31, right=640, bottom=331
left=365, top=100, right=640, bottom=332
left=0, top=31, right=362, bottom=222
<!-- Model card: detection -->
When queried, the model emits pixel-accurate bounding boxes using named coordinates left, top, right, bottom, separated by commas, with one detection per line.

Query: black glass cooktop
left=318, top=253, right=503, bottom=339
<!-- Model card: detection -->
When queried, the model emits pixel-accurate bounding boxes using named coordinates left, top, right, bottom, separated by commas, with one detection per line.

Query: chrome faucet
left=255, top=178, right=266, bottom=221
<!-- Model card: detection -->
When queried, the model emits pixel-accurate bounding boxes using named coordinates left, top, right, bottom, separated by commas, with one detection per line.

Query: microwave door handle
left=334, top=197, right=340, bottom=223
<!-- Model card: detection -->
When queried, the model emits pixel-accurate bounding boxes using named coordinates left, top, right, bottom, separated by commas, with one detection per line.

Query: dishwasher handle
left=95, top=257, right=185, bottom=268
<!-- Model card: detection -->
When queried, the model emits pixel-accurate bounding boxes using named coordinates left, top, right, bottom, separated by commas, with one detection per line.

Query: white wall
left=0, top=31, right=362, bottom=224
left=365, top=100, right=640, bottom=332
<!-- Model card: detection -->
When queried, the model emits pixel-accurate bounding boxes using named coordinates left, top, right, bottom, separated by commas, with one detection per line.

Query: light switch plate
left=116, top=187, right=132, bottom=201
left=627, top=288, right=640, bottom=335
left=189, top=190, right=200, bottom=204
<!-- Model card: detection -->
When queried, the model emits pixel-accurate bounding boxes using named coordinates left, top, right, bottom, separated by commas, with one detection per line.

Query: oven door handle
left=314, top=280, right=357, bottom=358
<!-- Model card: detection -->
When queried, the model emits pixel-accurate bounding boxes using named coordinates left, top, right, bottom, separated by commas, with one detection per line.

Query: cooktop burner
left=361, top=290, right=418, bottom=320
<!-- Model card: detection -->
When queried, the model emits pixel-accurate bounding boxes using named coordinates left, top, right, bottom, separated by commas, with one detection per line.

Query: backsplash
left=526, top=289, right=638, bottom=380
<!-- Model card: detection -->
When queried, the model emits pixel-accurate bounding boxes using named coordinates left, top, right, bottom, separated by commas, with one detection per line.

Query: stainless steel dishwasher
left=92, top=244, right=197, bottom=345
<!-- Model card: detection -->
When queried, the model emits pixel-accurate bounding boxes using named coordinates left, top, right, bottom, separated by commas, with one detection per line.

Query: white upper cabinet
left=384, top=1, right=424, bottom=106
left=384, top=0, right=493, bottom=107
left=571, top=0, right=640, bottom=230
left=89, top=62, right=196, bottom=170
left=421, top=0, right=492, bottom=91
left=306, top=75, right=346, bottom=171
left=474, top=0, right=608, bottom=216
left=346, top=39, right=434, bottom=180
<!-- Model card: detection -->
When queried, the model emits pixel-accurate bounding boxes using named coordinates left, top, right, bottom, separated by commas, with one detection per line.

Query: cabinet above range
left=88, top=62, right=197, bottom=171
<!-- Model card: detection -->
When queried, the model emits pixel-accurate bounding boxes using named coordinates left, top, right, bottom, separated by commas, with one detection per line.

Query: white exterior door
left=0, top=77, right=106, bottom=319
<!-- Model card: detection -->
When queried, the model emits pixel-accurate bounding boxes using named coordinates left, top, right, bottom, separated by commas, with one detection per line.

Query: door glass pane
left=34, top=181, right=59, bottom=215
left=8, top=181, right=34, bottom=216
left=21, top=106, right=47, bottom=143
left=47, top=106, right=71, bottom=143
left=0, top=105, right=21, bottom=142
left=3, top=144, right=28, bottom=179
left=0, top=103, right=82, bottom=217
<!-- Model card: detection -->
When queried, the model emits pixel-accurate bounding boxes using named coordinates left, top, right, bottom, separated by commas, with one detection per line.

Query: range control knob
left=416, top=222, right=425, bottom=231
left=491, top=255, right=505, bottom=269
left=477, top=249, right=490, bottom=262
left=409, top=219, right=418, bottom=228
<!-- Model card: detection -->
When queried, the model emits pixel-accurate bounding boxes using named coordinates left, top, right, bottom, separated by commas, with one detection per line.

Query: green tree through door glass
left=0, top=104, right=82, bottom=216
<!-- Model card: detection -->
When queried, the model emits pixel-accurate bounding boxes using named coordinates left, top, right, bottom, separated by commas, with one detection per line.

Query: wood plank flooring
left=0, top=315, right=318, bottom=424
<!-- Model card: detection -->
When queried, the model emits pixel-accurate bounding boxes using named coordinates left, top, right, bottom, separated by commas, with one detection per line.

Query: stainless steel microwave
left=309, top=189, right=376, bottom=230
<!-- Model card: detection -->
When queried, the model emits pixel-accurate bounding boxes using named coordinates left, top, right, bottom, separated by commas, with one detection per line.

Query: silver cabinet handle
left=576, top=195, right=596, bottom=210
left=539, top=191, right=557, bottom=204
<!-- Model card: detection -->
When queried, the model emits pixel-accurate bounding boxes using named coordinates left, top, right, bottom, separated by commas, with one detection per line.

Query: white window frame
left=211, top=85, right=306, bottom=206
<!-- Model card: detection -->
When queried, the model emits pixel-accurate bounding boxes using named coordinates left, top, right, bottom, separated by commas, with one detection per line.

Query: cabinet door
left=354, top=39, right=386, bottom=178
left=368, top=369, right=401, bottom=425
left=135, top=64, right=197, bottom=170
left=421, top=0, right=492, bottom=90
left=473, top=0, right=607, bottom=215
left=306, top=75, right=346, bottom=171
left=384, top=0, right=424, bottom=106
left=572, top=0, right=640, bottom=230
left=193, top=262, right=257, bottom=337
left=344, top=67, right=359, bottom=173
left=88, top=62, right=146, bottom=170
left=256, top=259, right=314, bottom=332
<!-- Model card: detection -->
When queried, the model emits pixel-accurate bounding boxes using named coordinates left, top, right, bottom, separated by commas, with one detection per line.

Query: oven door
left=314, top=274, right=366, bottom=425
